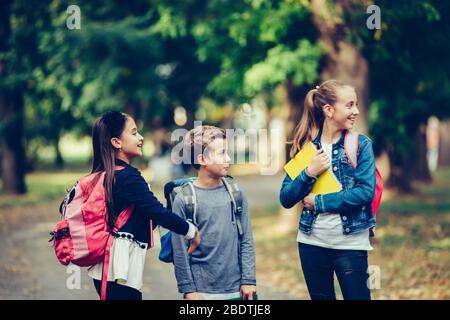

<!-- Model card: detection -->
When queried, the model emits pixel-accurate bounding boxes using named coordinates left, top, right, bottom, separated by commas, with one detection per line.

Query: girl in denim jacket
left=280, top=80, right=376, bottom=300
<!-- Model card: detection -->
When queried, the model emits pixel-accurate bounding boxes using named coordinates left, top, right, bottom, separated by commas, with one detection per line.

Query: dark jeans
left=93, top=279, right=142, bottom=300
left=298, top=243, right=371, bottom=300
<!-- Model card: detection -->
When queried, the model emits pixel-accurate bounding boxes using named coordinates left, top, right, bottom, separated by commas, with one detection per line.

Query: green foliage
left=4, top=0, right=220, bottom=165
left=244, top=40, right=322, bottom=95
left=2, top=0, right=322, bottom=159
left=355, top=0, right=450, bottom=156
left=190, top=0, right=321, bottom=102
left=3, top=0, right=449, bottom=193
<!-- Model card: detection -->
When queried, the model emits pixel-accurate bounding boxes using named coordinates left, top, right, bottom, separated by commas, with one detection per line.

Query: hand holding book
left=284, top=142, right=342, bottom=195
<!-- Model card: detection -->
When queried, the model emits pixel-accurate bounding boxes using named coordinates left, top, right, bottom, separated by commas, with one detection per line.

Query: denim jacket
left=279, top=130, right=376, bottom=235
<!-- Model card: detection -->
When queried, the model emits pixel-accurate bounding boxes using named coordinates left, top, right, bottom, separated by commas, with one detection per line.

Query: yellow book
left=284, top=142, right=342, bottom=195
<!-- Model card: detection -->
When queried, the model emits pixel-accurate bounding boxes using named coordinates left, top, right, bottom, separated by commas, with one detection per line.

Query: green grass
left=34, top=154, right=151, bottom=172
left=431, top=167, right=450, bottom=180
left=0, top=171, right=83, bottom=208
left=34, top=155, right=91, bottom=171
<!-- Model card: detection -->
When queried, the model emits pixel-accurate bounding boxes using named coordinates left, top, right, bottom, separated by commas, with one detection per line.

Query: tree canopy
left=1, top=0, right=449, bottom=194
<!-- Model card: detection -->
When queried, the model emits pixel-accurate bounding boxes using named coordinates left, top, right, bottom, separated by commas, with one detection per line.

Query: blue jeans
left=298, top=243, right=371, bottom=300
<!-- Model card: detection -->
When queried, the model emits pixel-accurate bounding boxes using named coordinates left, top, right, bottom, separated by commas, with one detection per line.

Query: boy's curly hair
left=184, top=125, right=226, bottom=170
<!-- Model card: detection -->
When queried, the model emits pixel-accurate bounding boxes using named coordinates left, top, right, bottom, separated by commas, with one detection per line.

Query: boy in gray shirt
left=171, top=126, right=257, bottom=300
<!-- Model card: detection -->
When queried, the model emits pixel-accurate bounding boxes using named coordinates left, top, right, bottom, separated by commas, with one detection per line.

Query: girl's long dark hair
left=91, top=111, right=129, bottom=230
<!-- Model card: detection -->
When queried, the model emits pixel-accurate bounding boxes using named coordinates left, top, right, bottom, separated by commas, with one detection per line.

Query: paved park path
left=0, top=173, right=301, bottom=300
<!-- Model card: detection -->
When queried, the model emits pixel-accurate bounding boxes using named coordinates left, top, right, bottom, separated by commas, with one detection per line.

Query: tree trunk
left=310, top=0, right=369, bottom=134
left=185, top=105, right=196, bottom=129
left=0, top=92, right=27, bottom=194
left=283, top=80, right=305, bottom=163
left=277, top=82, right=305, bottom=232
left=386, top=145, right=413, bottom=193
left=413, top=124, right=431, bottom=181
left=124, top=101, right=140, bottom=121
left=54, top=137, right=64, bottom=169
left=387, top=121, right=433, bottom=192
left=0, top=1, right=27, bottom=194
left=438, top=120, right=450, bottom=167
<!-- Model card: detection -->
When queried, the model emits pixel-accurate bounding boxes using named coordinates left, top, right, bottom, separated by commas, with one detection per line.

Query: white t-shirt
left=297, top=142, right=372, bottom=251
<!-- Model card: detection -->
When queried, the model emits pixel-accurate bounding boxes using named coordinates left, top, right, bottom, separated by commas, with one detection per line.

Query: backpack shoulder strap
left=222, top=176, right=243, bottom=237
left=181, top=182, right=197, bottom=225
left=344, top=130, right=359, bottom=169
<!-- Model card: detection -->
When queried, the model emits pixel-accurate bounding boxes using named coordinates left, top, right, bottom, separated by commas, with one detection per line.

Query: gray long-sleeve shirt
left=171, top=183, right=256, bottom=294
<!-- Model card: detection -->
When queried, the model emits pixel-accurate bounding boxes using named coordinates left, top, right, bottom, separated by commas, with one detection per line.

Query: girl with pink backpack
left=280, top=80, right=383, bottom=300
left=52, top=111, right=200, bottom=300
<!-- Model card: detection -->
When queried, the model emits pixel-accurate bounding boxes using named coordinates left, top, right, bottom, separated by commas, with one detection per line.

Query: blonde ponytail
left=289, top=89, right=322, bottom=158
left=288, top=80, right=351, bottom=158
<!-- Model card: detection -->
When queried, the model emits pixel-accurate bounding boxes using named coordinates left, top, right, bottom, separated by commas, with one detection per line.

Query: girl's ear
left=323, top=104, right=335, bottom=119
left=110, top=137, right=122, bottom=150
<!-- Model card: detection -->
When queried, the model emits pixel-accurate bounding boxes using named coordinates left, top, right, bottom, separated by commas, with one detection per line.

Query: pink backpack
left=344, top=130, right=383, bottom=236
left=51, top=168, right=147, bottom=300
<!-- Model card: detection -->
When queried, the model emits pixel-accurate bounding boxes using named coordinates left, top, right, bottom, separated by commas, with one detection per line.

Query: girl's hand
left=184, top=292, right=206, bottom=300
left=240, top=285, right=257, bottom=300
left=306, top=149, right=330, bottom=177
left=303, top=193, right=316, bottom=211
left=187, top=230, right=201, bottom=255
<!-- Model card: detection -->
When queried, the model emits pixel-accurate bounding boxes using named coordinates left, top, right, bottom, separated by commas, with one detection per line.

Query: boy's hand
left=303, top=193, right=316, bottom=211
left=240, top=285, right=257, bottom=300
left=187, top=230, right=200, bottom=255
left=184, top=292, right=206, bottom=300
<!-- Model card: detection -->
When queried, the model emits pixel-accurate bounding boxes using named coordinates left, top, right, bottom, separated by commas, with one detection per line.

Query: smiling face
left=111, top=116, right=144, bottom=162
left=325, top=86, right=359, bottom=130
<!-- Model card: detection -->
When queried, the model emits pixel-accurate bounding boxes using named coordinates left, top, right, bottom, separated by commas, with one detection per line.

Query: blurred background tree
left=0, top=0, right=51, bottom=194
left=1, top=0, right=450, bottom=194
left=348, top=0, right=450, bottom=191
